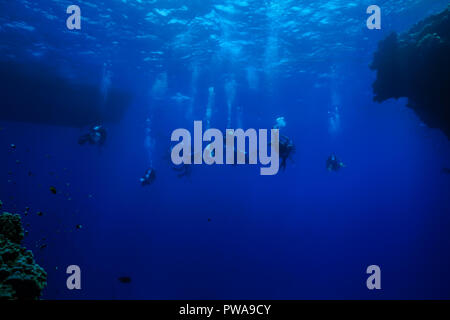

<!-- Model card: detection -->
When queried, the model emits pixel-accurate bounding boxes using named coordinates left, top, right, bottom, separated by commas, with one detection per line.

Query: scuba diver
left=213, top=137, right=250, bottom=165
left=270, top=116, right=294, bottom=170
left=273, top=116, right=286, bottom=129
left=278, top=135, right=295, bottom=171
left=168, top=145, right=194, bottom=178
left=78, top=125, right=107, bottom=146
left=172, top=162, right=192, bottom=178
left=140, top=168, right=156, bottom=186
left=326, top=153, right=345, bottom=172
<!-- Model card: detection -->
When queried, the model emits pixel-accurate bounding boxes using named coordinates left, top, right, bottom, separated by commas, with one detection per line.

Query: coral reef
left=0, top=209, right=47, bottom=300
left=370, top=5, right=450, bottom=138
left=0, top=212, right=24, bottom=244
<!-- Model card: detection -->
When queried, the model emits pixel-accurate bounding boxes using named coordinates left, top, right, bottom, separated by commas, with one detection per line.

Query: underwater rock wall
left=0, top=209, right=47, bottom=300
left=370, top=6, right=450, bottom=138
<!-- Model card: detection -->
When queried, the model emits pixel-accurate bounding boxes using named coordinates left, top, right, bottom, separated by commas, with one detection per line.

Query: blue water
left=1, top=0, right=450, bottom=299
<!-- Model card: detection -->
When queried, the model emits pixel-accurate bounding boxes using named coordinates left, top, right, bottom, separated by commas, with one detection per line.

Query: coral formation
left=370, top=5, right=450, bottom=138
left=0, top=212, right=24, bottom=244
left=0, top=209, right=47, bottom=300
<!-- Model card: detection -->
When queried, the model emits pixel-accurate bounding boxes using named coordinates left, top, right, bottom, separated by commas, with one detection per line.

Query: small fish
left=37, top=211, right=44, bottom=216
left=28, top=171, right=33, bottom=176
left=118, top=276, right=132, bottom=284
left=442, top=168, right=450, bottom=175
left=15, top=160, right=21, bottom=164
left=39, top=244, right=47, bottom=250
left=49, top=186, right=57, bottom=194
left=76, top=224, right=82, bottom=230
left=10, top=144, right=16, bottom=150
left=0, top=200, right=2, bottom=209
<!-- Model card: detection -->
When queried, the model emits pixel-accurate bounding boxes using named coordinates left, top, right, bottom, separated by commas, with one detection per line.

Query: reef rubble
left=370, top=5, right=450, bottom=138
left=0, top=208, right=47, bottom=300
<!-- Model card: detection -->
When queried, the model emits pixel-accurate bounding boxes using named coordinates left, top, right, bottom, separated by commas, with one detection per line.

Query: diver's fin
left=78, top=134, right=90, bottom=145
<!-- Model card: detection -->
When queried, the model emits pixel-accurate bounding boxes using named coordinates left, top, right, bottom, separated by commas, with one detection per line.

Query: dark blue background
left=1, top=0, right=450, bottom=299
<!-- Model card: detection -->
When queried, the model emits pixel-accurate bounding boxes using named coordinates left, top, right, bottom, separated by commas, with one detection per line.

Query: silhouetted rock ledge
left=370, top=5, right=450, bottom=138
left=0, top=209, right=47, bottom=300
left=0, top=60, right=131, bottom=127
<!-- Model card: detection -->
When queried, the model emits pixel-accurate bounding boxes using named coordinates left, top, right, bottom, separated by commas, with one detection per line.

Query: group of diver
left=78, top=117, right=345, bottom=186
left=77, top=124, right=158, bottom=185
